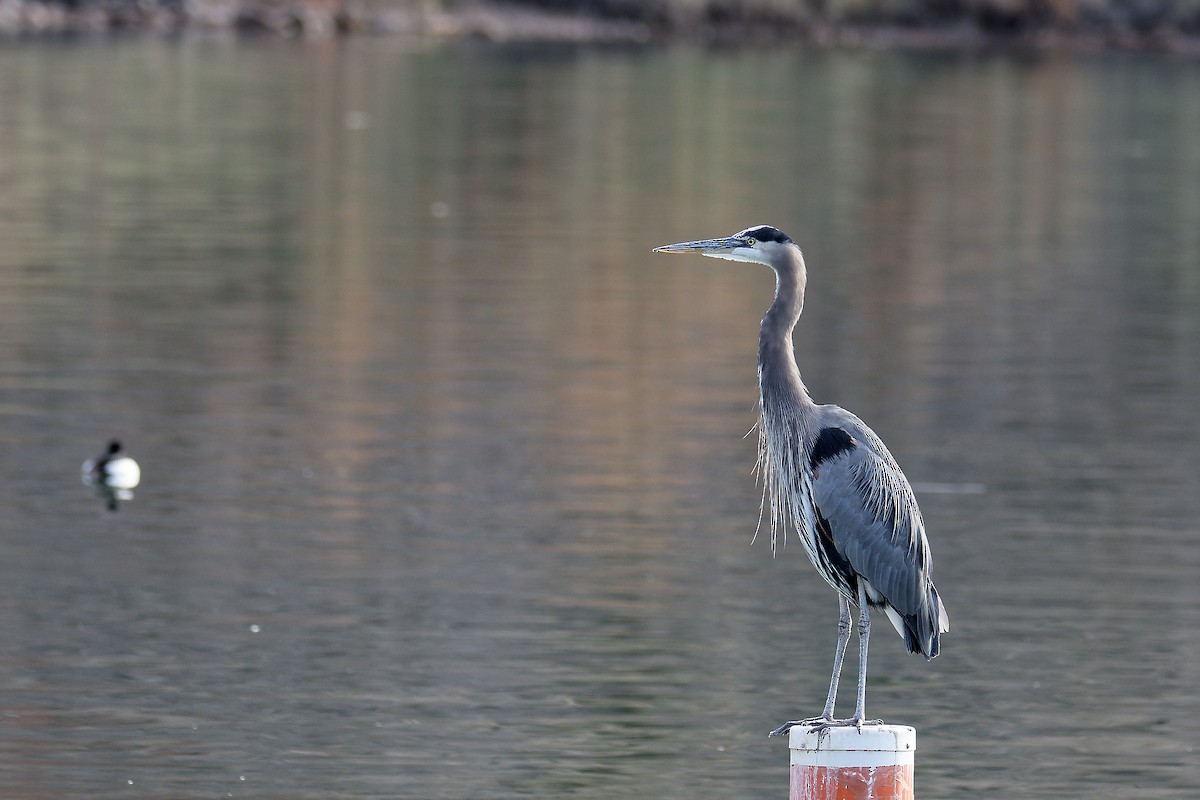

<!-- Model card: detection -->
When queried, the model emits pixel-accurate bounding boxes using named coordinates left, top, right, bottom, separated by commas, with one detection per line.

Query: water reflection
left=0, top=39, right=1197, bottom=800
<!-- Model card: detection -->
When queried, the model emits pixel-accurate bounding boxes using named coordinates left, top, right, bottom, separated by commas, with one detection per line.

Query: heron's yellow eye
left=745, top=238, right=756, bottom=246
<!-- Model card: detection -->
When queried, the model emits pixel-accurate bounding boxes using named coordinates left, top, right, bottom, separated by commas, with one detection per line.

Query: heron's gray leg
left=851, top=581, right=875, bottom=725
left=768, top=596, right=852, bottom=737
left=822, top=595, right=853, bottom=720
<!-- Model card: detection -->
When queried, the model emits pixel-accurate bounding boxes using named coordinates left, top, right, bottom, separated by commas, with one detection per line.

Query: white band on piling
left=789, top=724, right=916, bottom=769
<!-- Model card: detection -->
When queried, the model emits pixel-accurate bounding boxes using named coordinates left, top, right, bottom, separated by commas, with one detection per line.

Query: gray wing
left=809, top=409, right=946, bottom=657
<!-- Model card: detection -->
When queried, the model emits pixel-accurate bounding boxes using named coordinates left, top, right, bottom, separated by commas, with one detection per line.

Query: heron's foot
left=768, top=716, right=833, bottom=737
left=769, top=716, right=883, bottom=737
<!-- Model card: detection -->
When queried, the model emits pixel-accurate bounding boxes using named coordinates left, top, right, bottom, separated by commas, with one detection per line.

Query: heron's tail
left=891, top=583, right=948, bottom=660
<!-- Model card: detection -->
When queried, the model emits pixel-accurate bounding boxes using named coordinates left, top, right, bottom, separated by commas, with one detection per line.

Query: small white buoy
left=789, top=723, right=915, bottom=800
left=82, top=440, right=141, bottom=490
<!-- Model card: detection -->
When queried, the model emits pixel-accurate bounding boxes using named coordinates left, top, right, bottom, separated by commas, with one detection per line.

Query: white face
left=701, top=245, right=772, bottom=265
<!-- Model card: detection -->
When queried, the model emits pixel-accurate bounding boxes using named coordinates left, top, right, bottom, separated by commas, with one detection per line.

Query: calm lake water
left=1, top=37, right=1198, bottom=799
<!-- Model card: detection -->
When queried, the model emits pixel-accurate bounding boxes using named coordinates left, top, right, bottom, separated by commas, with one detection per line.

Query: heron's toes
left=768, top=716, right=833, bottom=737
left=776, top=716, right=886, bottom=736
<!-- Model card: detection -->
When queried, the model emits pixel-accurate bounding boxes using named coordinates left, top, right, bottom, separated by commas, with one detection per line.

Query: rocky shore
left=2, top=0, right=1199, bottom=50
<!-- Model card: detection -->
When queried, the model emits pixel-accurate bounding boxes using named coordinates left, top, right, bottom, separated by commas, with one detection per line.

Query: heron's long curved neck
left=758, top=246, right=814, bottom=409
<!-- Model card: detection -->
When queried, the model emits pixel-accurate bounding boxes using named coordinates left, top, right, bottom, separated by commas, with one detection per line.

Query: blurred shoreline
left=2, top=0, right=1199, bottom=51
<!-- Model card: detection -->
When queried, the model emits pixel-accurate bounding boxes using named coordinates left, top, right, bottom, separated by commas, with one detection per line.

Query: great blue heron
left=654, top=225, right=948, bottom=736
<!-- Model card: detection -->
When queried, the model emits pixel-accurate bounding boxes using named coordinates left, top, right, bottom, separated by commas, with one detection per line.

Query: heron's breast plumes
left=753, top=400, right=818, bottom=563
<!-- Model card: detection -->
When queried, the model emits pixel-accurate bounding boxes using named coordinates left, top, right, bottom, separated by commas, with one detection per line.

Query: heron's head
left=653, top=225, right=796, bottom=267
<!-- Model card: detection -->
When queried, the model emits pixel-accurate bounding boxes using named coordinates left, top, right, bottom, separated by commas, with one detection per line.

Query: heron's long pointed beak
left=653, top=236, right=748, bottom=257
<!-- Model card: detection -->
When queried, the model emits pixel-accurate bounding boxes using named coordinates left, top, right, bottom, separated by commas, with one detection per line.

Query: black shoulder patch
left=810, top=427, right=857, bottom=471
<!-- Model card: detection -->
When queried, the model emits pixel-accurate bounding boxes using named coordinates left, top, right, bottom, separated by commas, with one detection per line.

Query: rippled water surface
left=0, top=38, right=1198, bottom=798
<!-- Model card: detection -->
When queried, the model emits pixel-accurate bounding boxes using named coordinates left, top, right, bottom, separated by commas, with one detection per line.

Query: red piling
left=789, top=724, right=916, bottom=800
